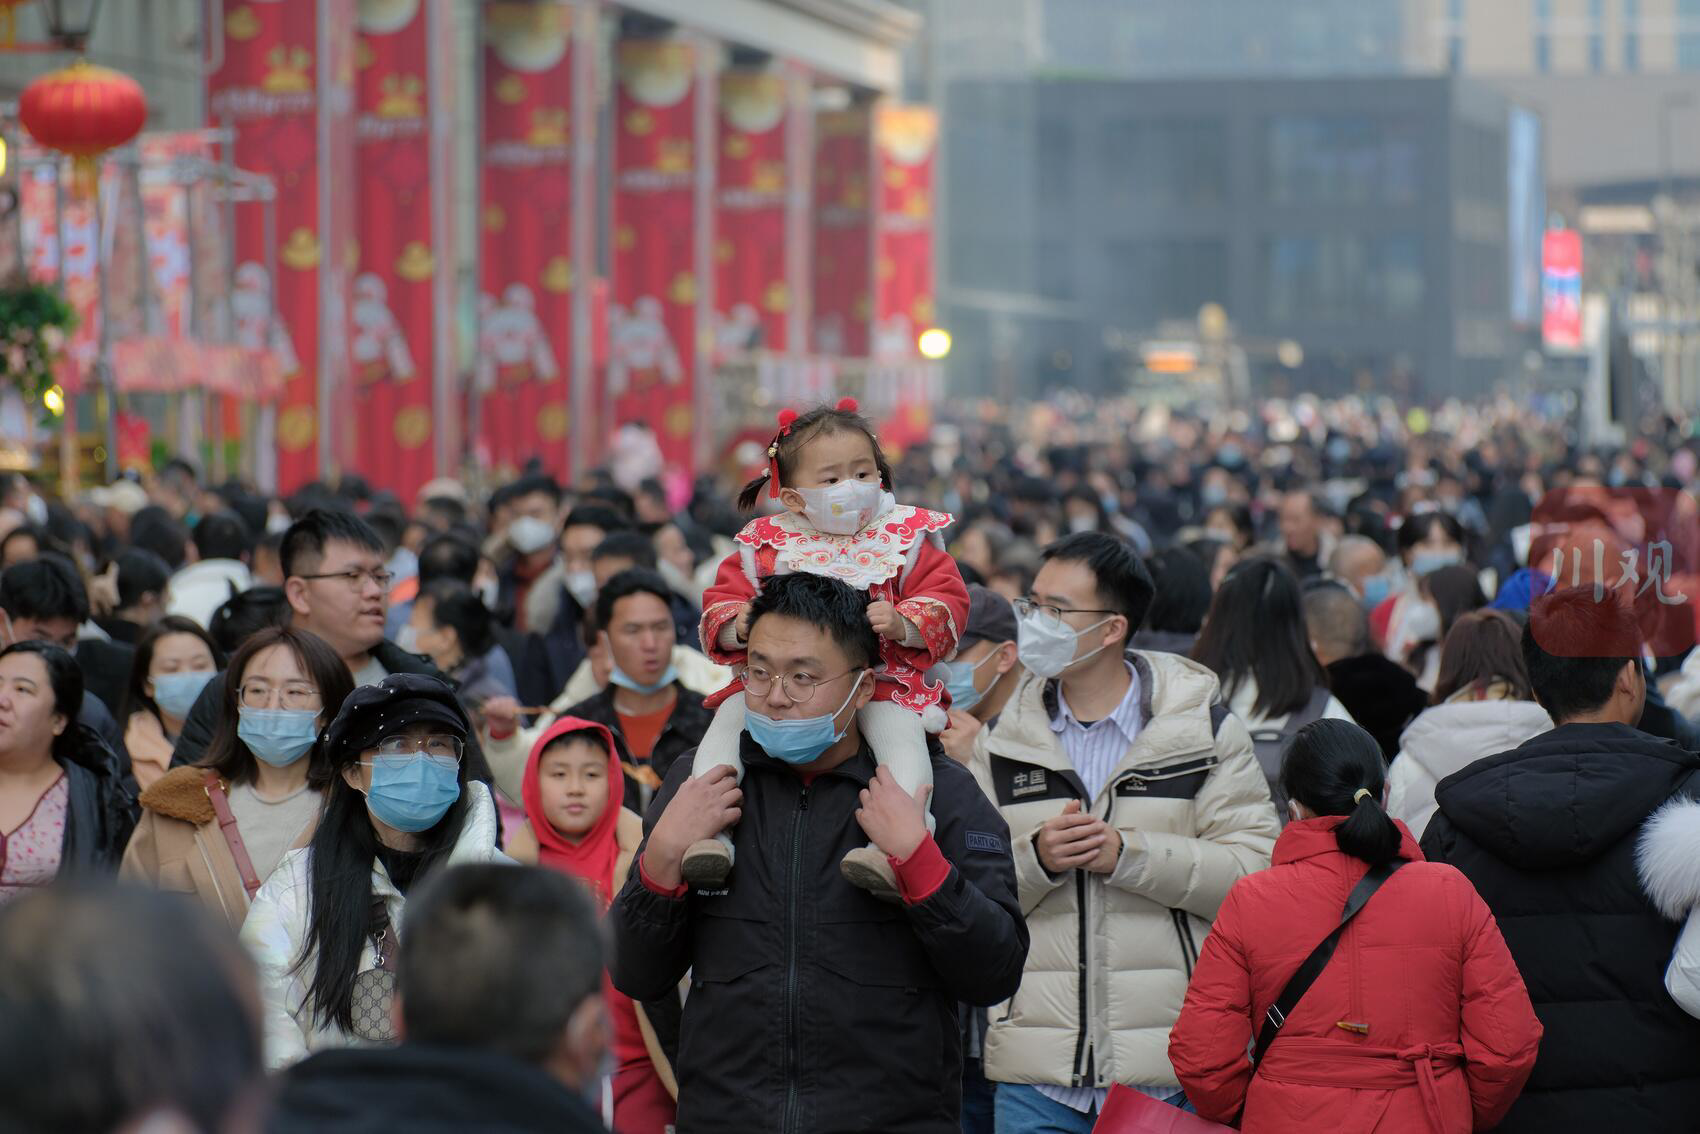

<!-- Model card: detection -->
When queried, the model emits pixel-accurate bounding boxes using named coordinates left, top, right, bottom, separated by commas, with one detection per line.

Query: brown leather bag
left=202, top=771, right=263, bottom=898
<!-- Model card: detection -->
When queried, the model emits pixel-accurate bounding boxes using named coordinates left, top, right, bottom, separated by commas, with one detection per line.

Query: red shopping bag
left=1091, top=1085, right=1238, bottom=1133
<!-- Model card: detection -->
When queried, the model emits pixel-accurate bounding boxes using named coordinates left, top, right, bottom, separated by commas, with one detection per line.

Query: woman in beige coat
left=121, top=627, right=355, bottom=929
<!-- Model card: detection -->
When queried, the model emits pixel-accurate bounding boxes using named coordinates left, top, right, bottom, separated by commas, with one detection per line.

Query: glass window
left=1626, top=0, right=1641, bottom=71
left=1103, top=239, right=1228, bottom=323
left=1263, top=234, right=1425, bottom=323
left=1100, top=118, right=1227, bottom=209
left=1448, top=0, right=1465, bottom=71
left=1682, top=0, right=1700, bottom=70
left=1534, top=0, right=1553, bottom=72
left=1266, top=116, right=1421, bottom=206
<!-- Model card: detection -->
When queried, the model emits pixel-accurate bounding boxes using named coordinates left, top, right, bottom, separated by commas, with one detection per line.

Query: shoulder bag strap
left=202, top=770, right=263, bottom=899
left=1250, top=859, right=1406, bottom=1069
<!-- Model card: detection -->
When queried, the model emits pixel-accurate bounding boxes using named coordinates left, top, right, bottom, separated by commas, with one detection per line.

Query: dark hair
left=417, top=533, right=480, bottom=587
left=206, top=586, right=292, bottom=657
left=0, top=641, right=83, bottom=766
left=1431, top=610, right=1533, bottom=704
left=420, top=495, right=469, bottom=529
left=0, top=883, right=263, bottom=1134
left=562, top=504, right=632, bottom=538
left=298, top=690, right=476, bottom=1033
left=592, top=529, right=658, bottom=570
left=1040, top=531, right=1155, bottom=640
left=579, top=483, right=636, bottom=519
left=594, top=568, right=679, bottom=642
left=112, top=547, right=172, bottom=611
left=121, top=616, right=225, bottom=730
left=508, top=473, right=563, bottom=508
left=746, top=571, right=881, bottom=670
left=420, top=581, right=496, bottom=660
left=1183, top=536, right=1232, bottom=583
left=201, top=627, right=354, bottom=788
left=0, top=555, right=89, bottom=625
left=737, top=402, right=894, bottom=512
left=280, top=508, right=384, bottom=579
left=398, top=863, right=604, bottom=1063
left=1423, top=564, right=1487, bottom=632
left=192, top=510, right=253, bottom=563
left=1192, top=557, right=1327, bottom=717
left=129, top=506, right=191, bottom=570
left=1280, top=719, right=1401, bottom=867
left=1396, top=511, right=1466, bottom=561
left=1522, top=588, right=1639, bottom=722
left=0, top=523, right=48, bottom=564
left=159, top=457, right=200, bottom=490
left=1204, top=504, right=1256, bottom=549
left=1142, top=548, right=1211, bottom=635
left=363, top=507, right=406, bottom=556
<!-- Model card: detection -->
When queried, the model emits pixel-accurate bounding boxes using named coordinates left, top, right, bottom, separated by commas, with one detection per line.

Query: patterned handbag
left=349, top=899, right=400, bottom=1043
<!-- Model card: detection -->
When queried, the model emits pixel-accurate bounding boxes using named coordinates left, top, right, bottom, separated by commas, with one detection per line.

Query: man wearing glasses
left=612, top=571, right=1028, bottom=1134
left=171, top=510, right=460, bottom=767
left=968, top=531, right=1276, bottom=1132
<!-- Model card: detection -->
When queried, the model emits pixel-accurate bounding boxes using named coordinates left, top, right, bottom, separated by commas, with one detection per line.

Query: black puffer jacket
left=611, top=736, right=1029, bottom=1134
left=1421, top=722, right=1700, bottom=1132
left=60, top=722, right=137, bottom=875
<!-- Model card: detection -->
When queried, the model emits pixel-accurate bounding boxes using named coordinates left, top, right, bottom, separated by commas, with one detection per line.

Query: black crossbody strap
left=1251, top=859, right=1405, bottom=1069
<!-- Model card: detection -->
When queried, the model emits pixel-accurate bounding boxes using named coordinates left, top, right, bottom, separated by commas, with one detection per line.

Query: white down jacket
left=1638, top=797, right=1700, bottom=1019
left=969, top=651, right=1278, bottom=1091
left=239, top=781, right=508, bottom=1069
left=1385, top=696, right=1553, bottom=840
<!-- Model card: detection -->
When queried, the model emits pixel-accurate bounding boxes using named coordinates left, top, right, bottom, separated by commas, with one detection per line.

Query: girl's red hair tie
left=768, top=408, right=799, bottom=498
left=835, top=397, right=859, bottom=413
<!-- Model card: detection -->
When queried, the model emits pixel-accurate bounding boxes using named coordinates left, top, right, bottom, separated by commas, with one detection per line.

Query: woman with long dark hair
left=1192, top=557, right=1353, bottom=810
left=119, top=614, right=224, bottom=791
left=0, top=641, right=134, bottom=899
left=122, top=627, right=355, bottom=929
left=1170, top=719, right=1542, bottom=1131
left=240, top=672, right=505, bottom=1068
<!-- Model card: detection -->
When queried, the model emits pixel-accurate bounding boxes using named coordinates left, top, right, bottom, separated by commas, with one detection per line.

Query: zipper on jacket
left=781, top=785, right=810, bottom=1134
left=1071, top=867, right=1091, bottom=1087
left=1171, top=910, right=1198, bottom=979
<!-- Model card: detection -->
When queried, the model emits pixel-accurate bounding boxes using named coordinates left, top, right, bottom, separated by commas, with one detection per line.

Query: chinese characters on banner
left=354, top=0, right=454, bottom=501
left=612, top=38, right=701, bottom=470
left=1541, top=228, right=1583, bottom=351
left=208, top=0, right=357, bottom=489
left=812, top=107, right=872, bottom=358
left=715, top=66, right=789, bottom=358
left=478, top=0, right=575, bottom=480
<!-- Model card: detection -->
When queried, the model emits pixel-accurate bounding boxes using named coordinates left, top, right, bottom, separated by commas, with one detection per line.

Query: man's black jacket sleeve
left=609, top=757, right=696, bottom=1003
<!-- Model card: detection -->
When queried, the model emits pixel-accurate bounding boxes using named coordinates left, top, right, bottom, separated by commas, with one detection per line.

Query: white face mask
left=1016, top=611, right=1112, bottom=680
left=565, top=569, right=598, bottom=609
left=794, top=480, right=886, bottom=536
left=1404, top=600, right=1441, bottom=643
left=508, top=515, right=557, bottom=556
left=476, top=578, right=500, bottom=609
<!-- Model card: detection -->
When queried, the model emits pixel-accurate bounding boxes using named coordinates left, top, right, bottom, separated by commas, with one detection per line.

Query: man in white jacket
left=970, top=532, right=1278, bottom=1131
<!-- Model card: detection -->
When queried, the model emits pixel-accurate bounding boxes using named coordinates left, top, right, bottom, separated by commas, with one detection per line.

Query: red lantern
left=19, top=60, right=147, bottom=196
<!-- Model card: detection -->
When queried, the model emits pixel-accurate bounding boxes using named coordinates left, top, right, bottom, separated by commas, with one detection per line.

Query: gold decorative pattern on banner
left=279, top=406, right=317, bottom=451
left=356, top=39, right=375, bottom=70
left=528, top=108, right=567, bottom=147
left=716, top=238, right=734, bottom=265
left=724, top=133, right=750, bottom=160
left=657, top=138, right=691, bottom=174
left=911, top=295, right=935, bottom=325
left=615, top=225, right=635, bottom=251
left=624, top=108, right=654, bottom=137
left=763, top=281, right=790, bottom=314
left=752, top=160, right=784, bottom=194
left=486, top=1, right=570, bottom=73
left=537, top=404, right=569, bottom=441
left=484, top=205, right=506, bottom=233
left=264, top=47, right=313, bottom=94
left=664, top=403, right=692, bottom=439
left=667, top=272, right=697, bottom=306
left=542, top=256, right=572, bottom=294
left=395, top=242, right=434, bottom=281
left=227, top=6, right=260, bottom=41
left=281, top=228, right=320, bottom=271
left=394, top=406, right=431, bottom=449
left=495, top=74, right=526, bottom=105
left=378, top=74, right=424, bottom=120
left=618, top=40, right=693, bottom=109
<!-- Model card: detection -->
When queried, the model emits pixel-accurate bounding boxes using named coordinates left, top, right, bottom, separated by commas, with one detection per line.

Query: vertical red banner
left=208, top=0, right=356, bottom=490
left=873, top=104, right=937, bottom=362
left=612, top=38, right=699, bottom=471
left=478, top=0, right=575, bottom=481
left=353, top=0, right=452, bottom=500
left=812, top=108, right=873, bottom=358
left=715, top=67, right=788, bottom=357
left=1542, top=228, right=1583, bottom=351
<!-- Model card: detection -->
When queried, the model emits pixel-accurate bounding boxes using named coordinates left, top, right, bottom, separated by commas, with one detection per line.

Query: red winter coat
left=1168, top=817, right=1540, bottom=1132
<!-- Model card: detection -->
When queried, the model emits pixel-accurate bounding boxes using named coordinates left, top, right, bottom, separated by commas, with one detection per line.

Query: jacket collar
left=1047, top=660, right=1142, bottom=744
left=372, top=781, right=501, bottom=899
left=1272, top=814, right=1424, bottom=867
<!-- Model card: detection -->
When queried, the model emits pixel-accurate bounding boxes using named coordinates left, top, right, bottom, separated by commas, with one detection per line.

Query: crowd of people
left=0, top=390, right=1698, bottom=1132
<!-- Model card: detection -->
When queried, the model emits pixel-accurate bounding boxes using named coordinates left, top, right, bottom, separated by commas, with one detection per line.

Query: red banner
left=715, top=67, right=788, bottom=357
left=18, top=149, right=106, bottom=392
left=353, top=0, right=452, bottom=500
left=873, top=104, right=936, bottom=362
left=812, top=108, right=872, bottom=358
left=209, top=0, right=357, bottom=489
left=612, top=38, right=700, bottom=471
left=477, top=0, right=575, bottom=480
left=1542, top=228, right=1583, bottom=351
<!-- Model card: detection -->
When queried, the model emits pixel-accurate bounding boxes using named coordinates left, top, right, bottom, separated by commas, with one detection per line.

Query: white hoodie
left=1386, top=696, right=1553, bottom=840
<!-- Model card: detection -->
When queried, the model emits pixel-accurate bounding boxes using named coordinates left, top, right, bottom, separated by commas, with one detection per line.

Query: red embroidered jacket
left=701, top=505, right=970, bottom=713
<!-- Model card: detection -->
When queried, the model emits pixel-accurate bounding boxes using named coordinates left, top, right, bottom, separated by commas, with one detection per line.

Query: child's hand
left=855, top=766, right=932, bottom=862
left=867, top=600, right=907, bottom=641
left=734, top=602, right=754, bottom=644
left=643, top=765, right=744, bottom=888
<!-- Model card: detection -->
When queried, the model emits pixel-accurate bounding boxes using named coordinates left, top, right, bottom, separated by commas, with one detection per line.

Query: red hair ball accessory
left=835, top=397, right=859, bottom=413
left=768, top=408, right=800, bottom=498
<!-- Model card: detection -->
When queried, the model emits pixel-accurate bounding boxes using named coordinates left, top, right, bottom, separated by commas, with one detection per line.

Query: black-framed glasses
left=1014, top=597, right=1119, bottom=631
left=739, top=664, right=859, bottom=706
left=298, top=567, right=394, bottom=590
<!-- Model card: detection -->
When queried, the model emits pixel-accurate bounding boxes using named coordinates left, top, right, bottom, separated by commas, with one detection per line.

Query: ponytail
left=1279, top=718, right=1402, bottom=867
left=736, top=472, right=772, bottom=513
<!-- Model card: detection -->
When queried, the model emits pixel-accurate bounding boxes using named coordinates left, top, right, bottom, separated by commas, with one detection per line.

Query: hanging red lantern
left=19, top=60, right=146, bottom=196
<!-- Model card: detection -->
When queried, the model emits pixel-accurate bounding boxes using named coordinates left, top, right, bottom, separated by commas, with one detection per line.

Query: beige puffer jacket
left=970, top=651, right=1278, bottom=1091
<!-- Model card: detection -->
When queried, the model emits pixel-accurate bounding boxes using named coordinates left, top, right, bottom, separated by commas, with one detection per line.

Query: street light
left=918, top=327, right=952, bottom=360
left=40, top=0, right=105, bottom=50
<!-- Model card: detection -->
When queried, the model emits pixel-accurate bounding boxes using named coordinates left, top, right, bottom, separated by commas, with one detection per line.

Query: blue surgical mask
left=361, top=752, right=462, bottom=833
left=610, top=662, right=678, bottom=696
left=745, top=672, right=865, bottom=766
left=1409, top=550, right=1462, bottom=578
left=934, top=651, right=999, bottom=713
left=238, top=707, right=322, bottom=768
left=1359, top=573, right=1393, bottom=610
left=152, top=670, right=215, bottom=719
